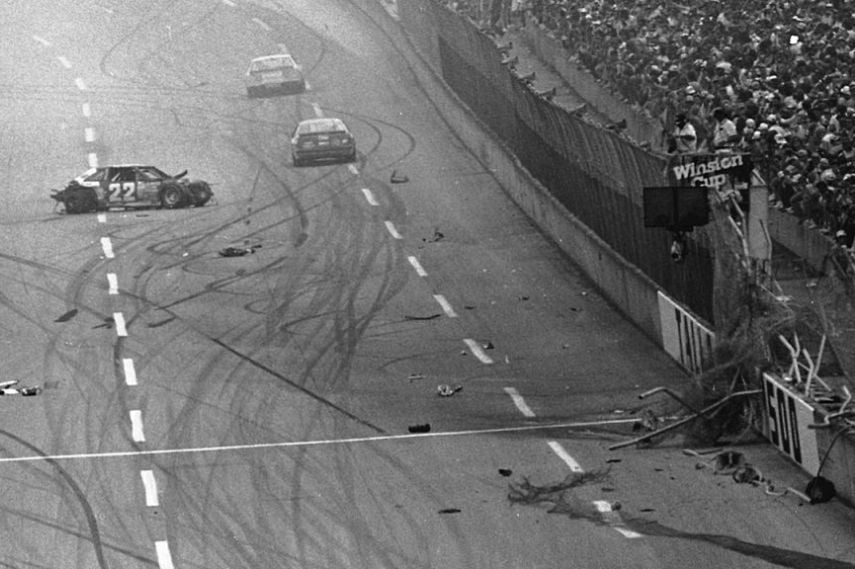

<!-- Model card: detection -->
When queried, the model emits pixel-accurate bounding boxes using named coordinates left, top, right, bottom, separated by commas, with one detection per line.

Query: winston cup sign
left=668, top=153, right=753, bottom=189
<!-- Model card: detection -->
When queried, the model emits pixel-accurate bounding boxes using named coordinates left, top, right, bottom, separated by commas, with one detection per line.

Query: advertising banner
left=667, top=153, right=753, bottom=189
left=762, top=372, right=821, bottom=475
left=657, top=291, right=714, bottom=375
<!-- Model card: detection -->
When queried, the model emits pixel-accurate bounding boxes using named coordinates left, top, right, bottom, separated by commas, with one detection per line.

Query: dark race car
left=290, top=117, right=357, bottom=167
left=245, top=54, right=306, bottom=98
left=50, top=165, right=213, bottom=214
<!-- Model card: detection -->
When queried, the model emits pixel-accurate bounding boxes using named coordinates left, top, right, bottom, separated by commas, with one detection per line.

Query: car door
left=106, top=167, right=138, bottom=204
left=135, top=167, right=164, bottom=204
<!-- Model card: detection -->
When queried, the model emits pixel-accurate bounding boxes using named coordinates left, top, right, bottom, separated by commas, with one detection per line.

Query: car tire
left=348, top=149, right=357, bottom=162
left=160, top=183, right=188, bottom=209
left=292, top=154, right=303, bottom=168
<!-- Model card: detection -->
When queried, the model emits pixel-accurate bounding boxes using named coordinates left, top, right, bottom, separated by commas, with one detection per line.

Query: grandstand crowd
left=440, top=0, right=855, bottom=247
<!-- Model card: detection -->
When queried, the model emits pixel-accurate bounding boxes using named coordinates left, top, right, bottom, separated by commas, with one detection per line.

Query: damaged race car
left=50, top=165, right=213, bottom=214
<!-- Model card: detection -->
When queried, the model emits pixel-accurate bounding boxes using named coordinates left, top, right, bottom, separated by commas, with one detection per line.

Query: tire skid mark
left=0, top=430, right=111, bottom=569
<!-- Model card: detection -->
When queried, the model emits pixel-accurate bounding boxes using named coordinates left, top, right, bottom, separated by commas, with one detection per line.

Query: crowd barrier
left=358, top=0, right=855, bottom=504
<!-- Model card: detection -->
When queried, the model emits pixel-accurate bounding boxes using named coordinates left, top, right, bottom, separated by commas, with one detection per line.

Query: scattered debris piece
left=464, top=305, right=475, bottom=310
left=408, top=373, right=426, bottom=382
left=404, top=314, right=441, bottom=321
left=438, top=508, right=460, bottom=514
left=219, top=244, right=262, bottom=257
left=408, top=424, right=430, bottom=433
left=601, top=486, right=615, bottom=492
left=713, top=451, right=746, bottom=474
left=482, top=341, right=494, bottom=350
left=0, top=381, right=42, bottom=396
left=640, top=508, right=655, bottom=513
left=518, top=295, right=529, bottom=301
left=55, top=309, right=78, bottom=323
left=422, top=228, right=444, bottom=243
left=805, top=476, right=836, bottom=504
left=43, top=381, right=60, bottom=389
left=498, top=468, right=513, bottom=477
left=437, top=384, right=462, bottom=397
left=390, top=170, right=409, bottom=183
left=632, top=409, right=658, bottom=432
left=732, top=465, right=764, bottom=484
left=605, top=458, right=622, bottom=464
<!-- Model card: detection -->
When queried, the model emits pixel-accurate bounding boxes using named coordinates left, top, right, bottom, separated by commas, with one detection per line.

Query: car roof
left=295, top=118, right=348, bottom=133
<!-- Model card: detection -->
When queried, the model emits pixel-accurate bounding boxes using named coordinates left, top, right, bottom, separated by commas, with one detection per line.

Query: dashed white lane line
left=84, top=127, right=96, bottom=142
left=463, top=338, right=494, bottom=364
left=122, top=358, right=138, bottom=386
left=547, top=440, right=584, bottom=473
left=107, top=273, right=119, bottom=295
left=97, top=212, right=107, bottom=223
left=361, top=188, right=379, bottom=206
left=100, top=237, right=114, bottom=258
left=433, top=294, right=458, bottom=318
left=113, top=312, right=128, bottom=337
left=312, top=103, right=323, bottom=117
left=130, top=410, right=146, bottom=442
left=82, top=103, right=92, bottom=118
left=32, top=35, right=51, bottom=47
left=141, top=470, right=159, bottom=506
left=407, top=255, right=427, bottom=277
left=155, top=541, right=175, bottom=569
left=222, top=0, right=236, bottom=6
left=593, top=501, right=643, bottom=538
left=57, top=56, right=71, bottom=69
left=384, top=221, right=402, bottom=239
left=252, top=17, right=270, bottom=31
left=503, top=387, right=536, bottom=417
left=88, top=152, right=99, bottom=168
left=348, top=164, right=359, bottom=175
left=74, top=77, right=87, bottom=91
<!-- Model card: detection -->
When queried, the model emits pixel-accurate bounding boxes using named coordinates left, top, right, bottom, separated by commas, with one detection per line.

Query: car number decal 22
left=108, top=181, right=136, bottom=201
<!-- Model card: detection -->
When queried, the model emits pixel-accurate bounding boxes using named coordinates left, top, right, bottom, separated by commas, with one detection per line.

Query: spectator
left=711, top=107, right=738, bottom=152
left=670, top=112, right=698, bottom=153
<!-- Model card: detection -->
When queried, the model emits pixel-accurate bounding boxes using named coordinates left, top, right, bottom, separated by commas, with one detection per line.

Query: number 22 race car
left=50, top=165, right=213, bottom=214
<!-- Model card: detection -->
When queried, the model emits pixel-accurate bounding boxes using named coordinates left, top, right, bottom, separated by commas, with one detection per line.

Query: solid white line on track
left=57, top=56, right=71, bottom=69
left=463, top=338, right=494, bottom=364
left=114, top=312, right=127, bottom=337
left=361, top=188, right=379, bottom=206
left=88, top=152, right=99, bottom=168
left=74, top=77, right=87, bottom=90
left=155, top=541, right=175, bottom=569
left=0, top=418, right=639, bottom=463
left=407, top=255, right=427, bottom=277
left=32, top=35, right=51, bottom=46
left=252, top=17, right=270, bottom=31
left=384, top=221, right=402, bottom=239
left=107, top=273, right=119, bottom=295
left=100, top=237, right=114, bottom=258
left=547, top=440, right=583, bottom=473
left=504, top=387, right=536, bottom=417
left=130, top=410, right=145, bottom=442
left=141, top=470, right=159, bottom=506
left=122, top=358, right=138, bottom=386
left=433, top=294, right=457, bottom=318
